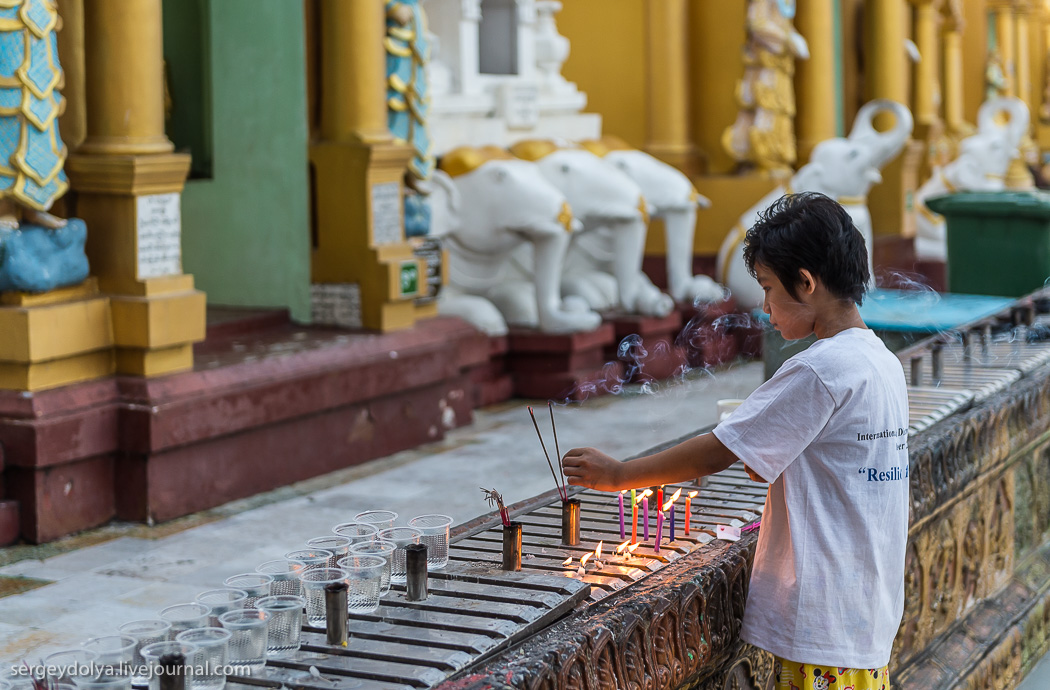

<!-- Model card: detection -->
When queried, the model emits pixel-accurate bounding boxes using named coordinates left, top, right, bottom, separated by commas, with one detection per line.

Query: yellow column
left=868, top=0, right=909, bottom=105
left=942, top=9, right=967, bottom=136
left=1007, top=0, right=1037, bottom=187
left=309, top=0, right=421, bottom=332
left=66, top=0, right=205, bottom=378
left=794, top=0, right=837, bottom=162
left=994, top=1, right=1018, bottom=96
left=911, top=0, right=940, bottom=126
left=644, top=0, right=699, bottom=174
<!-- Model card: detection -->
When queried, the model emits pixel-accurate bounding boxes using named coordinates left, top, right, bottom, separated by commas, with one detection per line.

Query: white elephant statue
left=428, top=146, right=602, bottom=336
left=508, top=140, right=674, bottom=318
left=914, top=97, right=1029, bottom=261
left=716, top=99, right=914, bottom=309
left=580, top=136, right=725, bottom=305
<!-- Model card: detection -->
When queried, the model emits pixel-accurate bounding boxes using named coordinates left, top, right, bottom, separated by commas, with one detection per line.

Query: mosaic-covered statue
left=386, top=0, right=434, bottom=237
left=722, top=0, right=809, bottom=178
left=0, top=0, right=88, bottom=293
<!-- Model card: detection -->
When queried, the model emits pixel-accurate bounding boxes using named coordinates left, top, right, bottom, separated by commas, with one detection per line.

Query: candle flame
left=580, top=552, right=592, bottom=567
left=670, top=488, right=682, bottom=503
left=627, top=543, right=641, bottom=553
left=616, top=540, right=629, bottom=554
left=636, top=488, right=653, bottom=503
left=662, top=498, right=674, bottom=511
left=595, top=541, right=604, bottom=560
left=688, top=490, right=698, bottom=498
left=562, top=556, right=573, bottom=566
left=620, top=489, right=626, bottom=494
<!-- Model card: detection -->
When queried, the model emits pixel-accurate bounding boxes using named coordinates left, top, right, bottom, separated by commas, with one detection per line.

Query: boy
left=563, top=192, right=909, bottom=690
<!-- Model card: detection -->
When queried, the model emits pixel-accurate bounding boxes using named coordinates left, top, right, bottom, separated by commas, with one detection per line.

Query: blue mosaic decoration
left=0, top=0, right=68, bottom=212
left=0, top=218, right=89, bottom=292
left=403, top=191, right=431, bottom=238
left=385, top=0, right=433, bottom=185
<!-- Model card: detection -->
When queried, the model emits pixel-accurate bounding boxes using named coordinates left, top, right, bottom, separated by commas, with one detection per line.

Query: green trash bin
left=926, top=190, right=1050, bottom=297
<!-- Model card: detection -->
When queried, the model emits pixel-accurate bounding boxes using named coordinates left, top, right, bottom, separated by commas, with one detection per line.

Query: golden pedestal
left=0, top=278, right=115, bottom=391
left=310, top=138, right=425, bottom=332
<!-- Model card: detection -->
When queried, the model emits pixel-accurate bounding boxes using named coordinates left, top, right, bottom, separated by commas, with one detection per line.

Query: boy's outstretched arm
left=562, top=432, right=740, bottom=492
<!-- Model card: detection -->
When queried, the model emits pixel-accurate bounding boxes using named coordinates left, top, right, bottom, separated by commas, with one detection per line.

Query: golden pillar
left=993, top=1, right=1018, bottom=96
left=66, top=0, right=205, bottom=377
left=644, top=0, right=700, bottom=174
left=795, top=0, right=837, bottom=162
left=911, top=0, right=941, bottom=127
left=310, top=0, right=420, bottom=332
left=942, top=6, right=968, bottom=138
left=1007, top=0, right=1037, bottom=187
left=868, top=0, right=922, bottom=239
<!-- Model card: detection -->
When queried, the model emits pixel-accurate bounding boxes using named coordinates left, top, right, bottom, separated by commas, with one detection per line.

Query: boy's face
left=755, top=263, right=816, bottom=341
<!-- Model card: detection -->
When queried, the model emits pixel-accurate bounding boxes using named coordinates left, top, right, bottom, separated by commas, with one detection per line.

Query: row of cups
left=2, top=511, right=453, bottom=690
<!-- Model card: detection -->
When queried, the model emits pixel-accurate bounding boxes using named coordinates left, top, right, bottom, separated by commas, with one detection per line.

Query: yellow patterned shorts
left=773, top=656, right=890, bottom=690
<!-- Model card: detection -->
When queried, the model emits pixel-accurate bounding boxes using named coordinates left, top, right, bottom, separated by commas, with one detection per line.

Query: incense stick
left=548, top=401, right=567, bottom=497
left=528, top=406, right=566, bottom=501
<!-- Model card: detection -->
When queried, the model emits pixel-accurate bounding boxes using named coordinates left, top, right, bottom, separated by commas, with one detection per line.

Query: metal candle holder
left=561, top=499, right=580, bottom=546
left=158, top=653, right=187, bottom=690
left=406, top=543, right=428, bottom=601
left=324, top=581, right=348, bottom=645
left=502, top=522, right=523, bottom=571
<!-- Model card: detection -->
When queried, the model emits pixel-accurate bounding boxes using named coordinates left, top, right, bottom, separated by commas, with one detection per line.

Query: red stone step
left=0, top=499, right=20, bottom=546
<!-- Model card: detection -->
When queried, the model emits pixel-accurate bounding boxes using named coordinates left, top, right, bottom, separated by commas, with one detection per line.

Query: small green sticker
left=399, top=261, right=419, bottom=296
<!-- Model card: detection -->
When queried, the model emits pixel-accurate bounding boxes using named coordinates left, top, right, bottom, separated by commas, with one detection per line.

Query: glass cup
left=377, top=527, right=422, bottom=584
left=346, top=539, right=396, bottom=594
left=76, top=677, right=132, bottom=690
left=331, top=522, right=378, bottom=545
left=297, top=567, right=348, bottom=627
left=217, top=609, right=268, bottom=674
left=283, top=549, right=332, bottom=575
left=140, top=641, right=198, bottom=690
left=195, top=589, right=248, bottom=628
left=408, top=514, right=453, bottom=570
left=41, top=649, right=99, bottom=684
left=81, top=636, right=136, bottom=677
left=353, top=510, right=398, bottom=533
left=305, top=536, right=351, bottom=569
left=340, top=555, right=384, bottom=614
left=174, top=628, right=230, bottom=690
left=256, top=559, right=304, bottom=597
left=222, top=574, right=273, bottom=608
left=117, top=620, right=172, bottom=686
left=159, top=603, right=212, bottom=639
left=255, top=595, right=305, bottom=657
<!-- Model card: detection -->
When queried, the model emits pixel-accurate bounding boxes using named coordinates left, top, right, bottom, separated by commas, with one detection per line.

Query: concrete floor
left=0, top=362, right=765, bottom=671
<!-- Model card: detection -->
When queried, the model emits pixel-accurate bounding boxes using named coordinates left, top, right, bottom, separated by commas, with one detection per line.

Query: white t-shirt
left=712, top=327, right=910, bottom=669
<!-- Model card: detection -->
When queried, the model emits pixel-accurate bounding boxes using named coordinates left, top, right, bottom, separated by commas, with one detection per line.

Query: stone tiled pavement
left=0, top=363, right=765, bottom=669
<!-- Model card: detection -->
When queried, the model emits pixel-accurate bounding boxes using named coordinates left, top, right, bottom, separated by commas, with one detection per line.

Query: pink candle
left=642, top=498, right=649, bottom=541
left=618, top=491, right=625, bottom=540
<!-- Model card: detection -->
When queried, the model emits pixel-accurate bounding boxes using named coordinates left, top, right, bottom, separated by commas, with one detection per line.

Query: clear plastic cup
left=174, top=628, right=230, bottom=690
left=305, top=536, right=351, bottom=569
left=331, top=522, right=378, bottom=545
left=408, top=514, right=453, bottom=570
left=377, top=527, right=422, bottom=584
left=117, top=620, right=172, bottom=686
left=195, top=589, right=248, bottom=627
left=283, top=549, right=332, bottom=574
left=159, top=603, right=212, bottom=639
left=41, top=649, right=99, bottom=684
left=140, top=641, right=198, bottom=690
left=353, top=510, right=398, bottom=533
left=222, top=574, right=272, bottom=608
left=257, top=559, right=304, bottom=597
left=80, top=636, right=136, bottom=677
left=346, top=538, right=396, bottom=594
left=255, top=595, right=305, bottom=657
left=297, top=567, right=348, bottom=626
left=340, top=555, right=384, bottom=613
left=217, top=609, right=268, bottom=673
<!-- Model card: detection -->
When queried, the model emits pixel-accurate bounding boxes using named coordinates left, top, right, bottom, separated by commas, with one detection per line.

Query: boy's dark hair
left=743, top=191, right=870, bottom=305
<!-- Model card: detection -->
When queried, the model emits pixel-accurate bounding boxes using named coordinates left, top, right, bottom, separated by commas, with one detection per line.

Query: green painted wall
left=170, top=0, right=311, bottom=322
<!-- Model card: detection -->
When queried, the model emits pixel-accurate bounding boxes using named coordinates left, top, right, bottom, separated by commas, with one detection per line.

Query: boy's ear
left=798, top=268, right=817, bottom=295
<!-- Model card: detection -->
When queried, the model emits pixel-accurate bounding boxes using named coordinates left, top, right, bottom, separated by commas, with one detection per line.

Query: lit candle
left=656, top=508, right=663, bottom=552
left=657, top=486, right=664, bottom=513
left=666, top=489, right=681, bottom=542
left=618, top=491, right=625, bottom=540
left=631, top=489, right=638, bottom=543
left=669, top=502, right=675, bottom=541
left=643, top=496, right=649, bottom=541
left=685, top=490, right=697, bottom=535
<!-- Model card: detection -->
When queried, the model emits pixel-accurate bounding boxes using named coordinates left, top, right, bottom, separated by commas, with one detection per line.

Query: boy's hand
left=743, top=464, right=764, bottom=482
left=562, top=447, right=625, bottom=492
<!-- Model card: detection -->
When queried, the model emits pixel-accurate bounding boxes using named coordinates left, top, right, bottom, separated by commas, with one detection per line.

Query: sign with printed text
left=399, top=261, right=420, bottom=297
left=311, top=283, right=362, bottom=328
left=371, top=182, right=402, bottom=246
left=500, top=83, right=540, bottom=129
left=136, top=193, right=182, bottom=278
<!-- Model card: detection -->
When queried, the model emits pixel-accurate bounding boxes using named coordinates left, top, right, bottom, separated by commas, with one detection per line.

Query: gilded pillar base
left=0, top=278, right=115, bottom=391
left=66, top=151, right=204, bottom=377
left=310, top=138, right=425, bottom=332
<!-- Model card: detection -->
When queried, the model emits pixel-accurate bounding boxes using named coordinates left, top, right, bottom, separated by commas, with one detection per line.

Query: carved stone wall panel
left=983, top=474, right=1016, bottom=594
left=1015, top=443, right=1050, bottom=559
